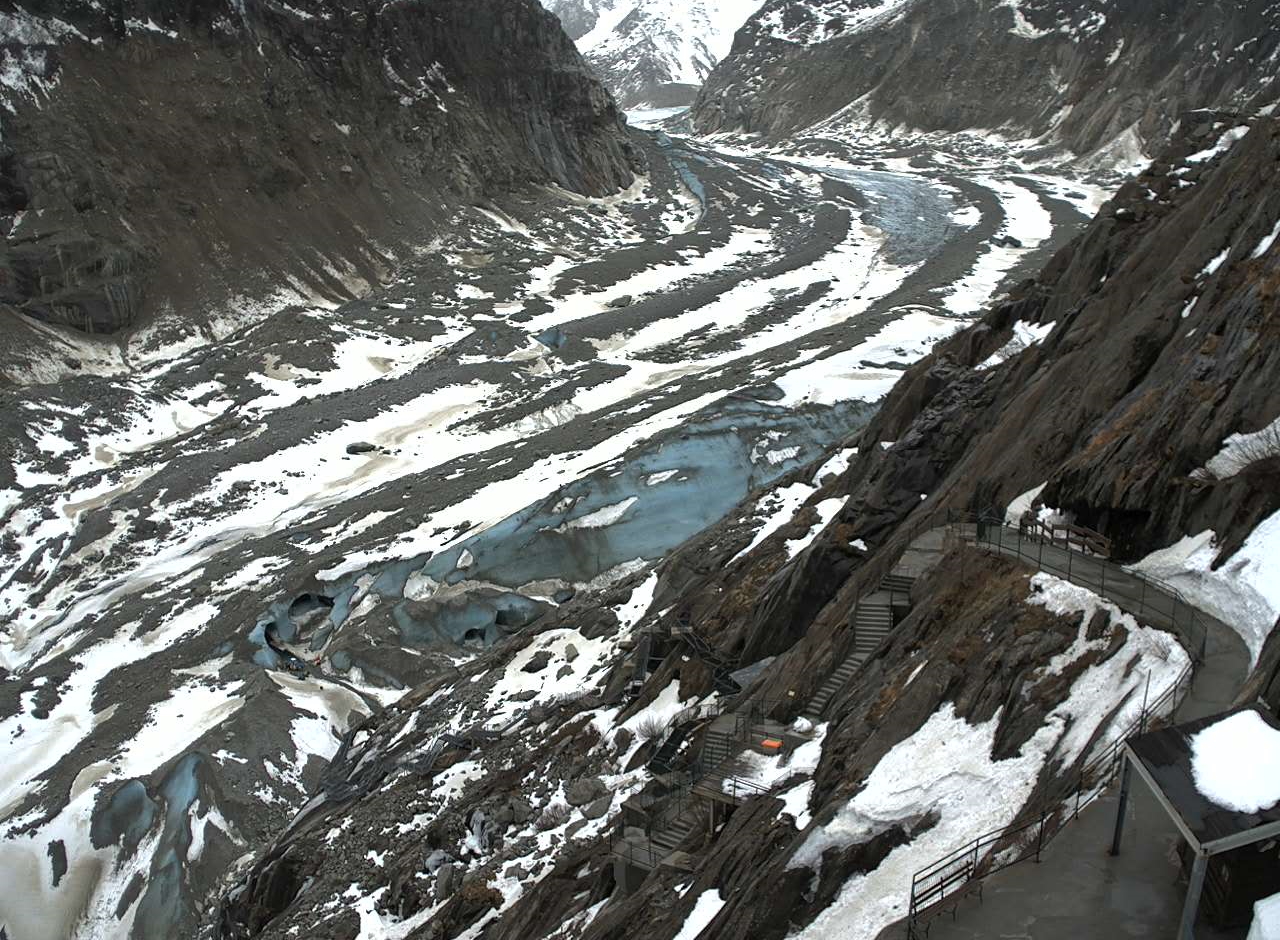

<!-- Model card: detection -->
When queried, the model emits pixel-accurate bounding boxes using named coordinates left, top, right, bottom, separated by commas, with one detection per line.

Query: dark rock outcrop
left=0, top=0, right=641, bottom=337
left=652, top=114, right=1280, bottom=707
left=694, top=0, right=1280, bottom=158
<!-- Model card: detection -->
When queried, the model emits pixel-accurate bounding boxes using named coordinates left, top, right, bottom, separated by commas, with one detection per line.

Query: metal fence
left=950, top=511, right=1209, bottom=663
left=906, top=659, right=1195, bottom=937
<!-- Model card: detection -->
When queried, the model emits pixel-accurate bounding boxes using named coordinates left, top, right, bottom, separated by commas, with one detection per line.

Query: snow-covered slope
left=543, top=0, right=766, bottom=108
left=694, top=0, right=1280, bottom=162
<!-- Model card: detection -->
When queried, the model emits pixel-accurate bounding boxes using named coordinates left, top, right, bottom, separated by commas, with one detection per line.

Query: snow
left=614, top=570, right=660, bottom=629
left=758, top=0, right=914, bottom=45
left=627, top=106, right=689, bottom=129
left=1201, top=247, right=1231, bottom=278
left=1252, top=220, right=1280, bottom=259
left=788, top=576, right=1189, bottom=940
left=484, top=628, right=623, bottom=729
left=789, top=703, right=1055, bottom=937
left=977, top=319, right=1055, bottom=370
left=645, top=469, right=682, bottom=485
left=673, top=890, right=726, bottom=940
left=1129, top=514, right=1280, bottom=666
left=731, top=723, right=827, bottom=792
left=729, top=446, right=860, bottom=566
left=999, top=0, right=1051, bottom=39
left=1185, top=125, right=1251, bottom=164
left=555, top=497, right=637, bottom=533
left=778, top=780, right=816, bottom=828
left=575, top=0, right=767, bottom=89
left=1004, top=481, right=1047, bottom=524
left=1194, top=417, right=1280, bottom=481
left=943, top=178, right=1053, bottom=315
left=1251, top=892, right=1280, bottom=940
left=1191, top=711, right=1280, bottom=814
left=772, top=311, right=968, bottom=407
left=784, top=497, right=847, bottom=558
left=113, top=678, right=246, bottom=781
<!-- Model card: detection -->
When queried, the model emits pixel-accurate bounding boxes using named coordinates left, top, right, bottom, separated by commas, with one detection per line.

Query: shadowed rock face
left=0, top=0, right=641, bottom=336
left=693, top=0, right=1280, bottom=156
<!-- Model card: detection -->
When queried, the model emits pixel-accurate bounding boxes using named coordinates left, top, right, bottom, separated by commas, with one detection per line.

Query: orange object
left=760, top=738, right=784, bottom=751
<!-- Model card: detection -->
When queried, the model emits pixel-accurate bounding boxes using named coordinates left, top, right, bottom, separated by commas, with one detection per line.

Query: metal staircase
left=802, top=571, right=916, bottom=721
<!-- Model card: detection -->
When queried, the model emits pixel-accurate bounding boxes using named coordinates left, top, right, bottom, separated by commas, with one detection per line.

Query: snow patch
left=1191, top=711, right=1280, bottom=813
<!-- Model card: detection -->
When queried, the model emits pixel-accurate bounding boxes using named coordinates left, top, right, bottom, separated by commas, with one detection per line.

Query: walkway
left=894, top=522, right=1251, bottom=940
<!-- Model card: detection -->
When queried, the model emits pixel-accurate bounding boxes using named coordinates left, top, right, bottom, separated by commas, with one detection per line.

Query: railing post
left=1067, top=548, right=1073, bottom=581
left=1139, top=576, right=1146, bottom=614
left=1140, top=673, right=1151, bottom=733
left=1101, top=562, right=1106, bottom=596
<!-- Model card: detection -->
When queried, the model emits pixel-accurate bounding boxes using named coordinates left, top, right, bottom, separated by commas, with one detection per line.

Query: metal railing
left=949, top=511, right=1209, bottom=663
left=906, top=660, right=1194, bottom=937
left=648, top=701, right=726, bottom=772
left=1015, top=512, right=1113, bottom=558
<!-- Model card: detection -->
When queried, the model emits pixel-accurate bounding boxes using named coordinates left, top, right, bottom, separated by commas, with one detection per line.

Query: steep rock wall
left=0, top=0, right=640, bottom=337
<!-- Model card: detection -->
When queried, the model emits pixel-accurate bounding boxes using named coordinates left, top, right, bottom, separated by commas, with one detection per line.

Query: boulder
left=435, top=862, right=459, bottom=900
left=522, top=650, right=553, bottom=673
left=565, top=777, right=608, bottom=807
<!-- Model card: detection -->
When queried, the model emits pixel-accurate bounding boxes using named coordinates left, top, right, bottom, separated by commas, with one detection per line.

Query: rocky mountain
left=4, top=0, right=1280, bottom=937
left=694, top=0, right=1280, bottom=161
left=0, top=0, right=639, bottom=362
left=211, top=115, right=1280, bottom=939
left=541, top=0, right=765, bottom=108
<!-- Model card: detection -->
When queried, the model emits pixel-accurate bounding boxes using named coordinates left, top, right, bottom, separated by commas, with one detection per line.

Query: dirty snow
left=1193, top=417, right=1280, bottom=481
left=1129, top=515, right=1280, bottom=666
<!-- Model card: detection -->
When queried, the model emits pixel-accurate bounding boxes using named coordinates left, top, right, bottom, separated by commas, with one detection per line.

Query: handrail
left=948, top=511, right=1209, bottom=664
left=906, top=659, right=1194, bottom=937
left=1016, top=512, right=1112, bottom=558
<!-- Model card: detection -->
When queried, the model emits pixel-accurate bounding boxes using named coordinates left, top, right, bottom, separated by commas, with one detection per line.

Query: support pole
left=1110, top=753, right=1132, bottom=856
left=1180, top=852, right=1209, bottom=940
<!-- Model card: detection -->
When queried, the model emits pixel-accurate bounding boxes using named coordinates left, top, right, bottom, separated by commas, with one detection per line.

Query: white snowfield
left=555, top=0, right=765, bottom=95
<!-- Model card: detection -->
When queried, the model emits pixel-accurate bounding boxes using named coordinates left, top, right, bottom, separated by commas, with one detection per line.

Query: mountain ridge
left=694, top=0, right=1280, bottom=162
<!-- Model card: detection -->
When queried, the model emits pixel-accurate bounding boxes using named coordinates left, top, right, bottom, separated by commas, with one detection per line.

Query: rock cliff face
left=666, top=112, right=1280, bottom=697
left=693, top=0, right=1280, bottom=159
left=0, top=0, right=640, bottom=339
left=211, top=117, right=1279, bottom=939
